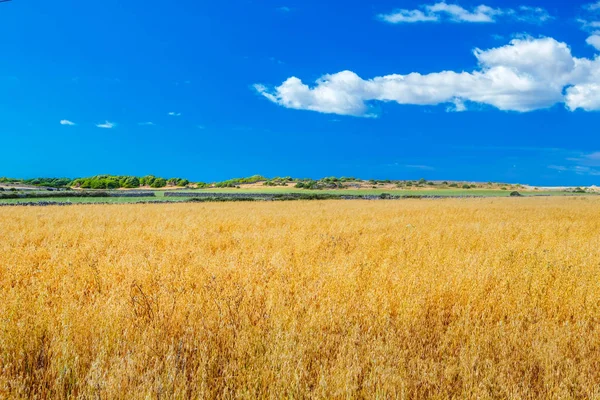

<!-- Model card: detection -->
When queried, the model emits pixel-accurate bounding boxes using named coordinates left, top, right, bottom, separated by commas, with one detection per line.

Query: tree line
left=0, top=175, right=190, bottom=189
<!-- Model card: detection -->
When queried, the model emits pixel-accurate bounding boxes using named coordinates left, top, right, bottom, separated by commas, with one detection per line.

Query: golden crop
left=1, top=198, right=600, bottom=399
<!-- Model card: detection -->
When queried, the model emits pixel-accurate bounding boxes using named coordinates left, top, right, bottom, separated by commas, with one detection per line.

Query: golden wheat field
left=1, top=198, right=600, bottom=399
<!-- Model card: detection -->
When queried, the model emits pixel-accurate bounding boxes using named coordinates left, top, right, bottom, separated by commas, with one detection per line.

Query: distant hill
left=0, top=174, right=534, bottom=191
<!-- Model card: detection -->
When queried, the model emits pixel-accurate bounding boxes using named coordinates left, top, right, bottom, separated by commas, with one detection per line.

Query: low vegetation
left=2, top=198, right=600, bottom=398
left=213, top=175, right=267, bottom=188
left=1, top=174, right=529, bottom=192
left=71, top=175, right=189, bottom=189
left=1, top=175, right=190, bottom=190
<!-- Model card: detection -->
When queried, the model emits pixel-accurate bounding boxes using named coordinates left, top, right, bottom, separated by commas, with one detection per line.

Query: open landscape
left=0, top=175, right=595, bottom=205
left=2, top=198, right=600, bottom=398
left=4, top=0, right=600, bottom=398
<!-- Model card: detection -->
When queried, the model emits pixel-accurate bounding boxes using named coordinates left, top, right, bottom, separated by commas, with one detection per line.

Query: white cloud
left=513, top=6, right=553, bottom=24
left=580, top=3, right=600, bottom=50
left=168, top=112, right=182, bottom=116
left=587, top=34, right=600, bottom=50
left=255, top=37, right=600, bottom=116
left=138, top=122, right=155, bottom=126
left=379, top=9, right=439, bottom=23
left=96, top=121, right=115, bottom=129
left=60, top=119, right=76, bottom=126
left=447, top=98, right=467, bottom=112
left=278, top=6, right=292, bottom=12
left=426, top=3, right=501, bottom=22
left=378, top=2, right=552, bottom=24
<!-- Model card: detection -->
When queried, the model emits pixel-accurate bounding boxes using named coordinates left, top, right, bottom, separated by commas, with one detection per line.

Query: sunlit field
left=2, top=198, right=600, bottom=398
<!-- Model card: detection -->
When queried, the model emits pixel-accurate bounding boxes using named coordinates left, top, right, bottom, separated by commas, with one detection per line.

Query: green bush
left=151, top=178, right=167, bottom=188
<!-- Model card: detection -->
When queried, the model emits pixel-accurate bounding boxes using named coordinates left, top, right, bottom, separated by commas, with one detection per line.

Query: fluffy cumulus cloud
left=378, top=2, right=551, bottom=24
left=255, top=37, right=600, bottom=116
left=60, top=119, right=76, bottom=126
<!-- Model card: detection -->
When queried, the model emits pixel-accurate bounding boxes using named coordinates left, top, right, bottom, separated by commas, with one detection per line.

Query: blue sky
left=1, top=0, right=600, bottom=185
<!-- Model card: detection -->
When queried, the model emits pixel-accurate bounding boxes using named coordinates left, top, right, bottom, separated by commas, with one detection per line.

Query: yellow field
left=1, top=198, right=600, bottom=398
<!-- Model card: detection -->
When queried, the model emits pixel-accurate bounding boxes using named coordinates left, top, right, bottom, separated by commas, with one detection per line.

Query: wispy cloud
left=568, top=152, right=600, bottom=167
left=138, top=122, right=155, bottom=126
left=60, top=119, right=76, bottom=126
left=548, top=165, right=600, bottom=176
left=277, top=6, right=292, bottom=12
left=580, top=2, right=600, bottom=50
left=548, top=150, right=600, bottom=176
left=269, top=57, right=285, bottom=65
left=585, top=1, right=600, bottom=11
left=451, top=145, right=570, bottom=153
left=378, top=2, right=552, bottom=24
left=96, top=121, right=115, bottom=129
left=406, top=164, right=435, bottom=171
left=512, top=6, right=553, bottom=24
left=387, top=163, right=435, bottom=170
left=168, top=112, right=182, bottom=116
left=197, top=125, right=206, bottom=130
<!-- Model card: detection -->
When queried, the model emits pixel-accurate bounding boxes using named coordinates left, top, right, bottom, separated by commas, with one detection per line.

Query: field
left=0, top=187, right=585, bottom=205
left=2, top=198, right=600, bottom=398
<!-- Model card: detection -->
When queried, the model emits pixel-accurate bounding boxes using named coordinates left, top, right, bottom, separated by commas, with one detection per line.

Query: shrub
left=122, top=176, right=140, bottom=188
left=151, top=178, right=167, bottom=188
left=105, top=180, right=120, bottom=190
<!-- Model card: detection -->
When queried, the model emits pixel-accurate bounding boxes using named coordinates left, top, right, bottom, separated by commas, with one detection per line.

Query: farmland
left=0, top=188, right=589, bottom=205
left=2, top=198, right=600, bottom=398
left=1, top=174, right=593, bottom=205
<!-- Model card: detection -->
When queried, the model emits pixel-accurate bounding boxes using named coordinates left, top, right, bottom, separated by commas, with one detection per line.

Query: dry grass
left=1, top=198, right=600, bottom=399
